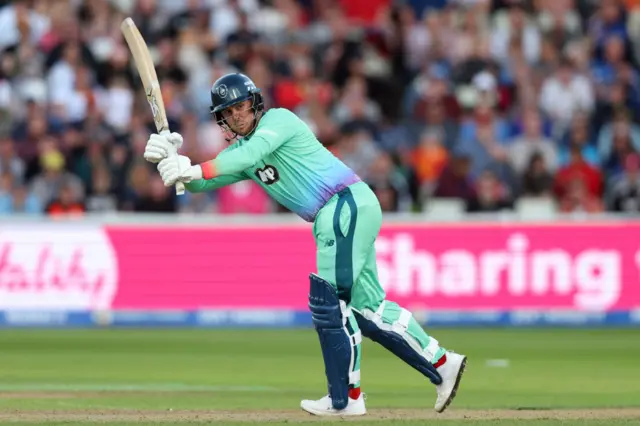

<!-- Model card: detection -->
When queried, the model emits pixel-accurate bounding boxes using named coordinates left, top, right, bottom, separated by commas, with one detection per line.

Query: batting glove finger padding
left=158, top=155, right=194, bottom=187
left=166, top=132, right=184, bottom=150
left=144, top=133, right=177, bottom=163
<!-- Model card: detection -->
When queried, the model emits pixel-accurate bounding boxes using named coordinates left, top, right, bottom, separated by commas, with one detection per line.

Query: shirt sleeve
left=184, top=172, right=247, bottom=193
left=213, top=113, right=295, bottom=175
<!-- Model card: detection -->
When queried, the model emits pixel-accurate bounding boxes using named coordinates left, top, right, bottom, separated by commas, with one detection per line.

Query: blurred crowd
left=1, top=0, right=640, bottom=216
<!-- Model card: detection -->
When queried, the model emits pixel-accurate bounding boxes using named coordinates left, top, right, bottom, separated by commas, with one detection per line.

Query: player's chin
left=233, top=125, right=249, bottom=136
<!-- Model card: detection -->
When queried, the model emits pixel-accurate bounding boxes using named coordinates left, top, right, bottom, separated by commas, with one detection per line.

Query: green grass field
left=0, top=328, right=639, bottom=425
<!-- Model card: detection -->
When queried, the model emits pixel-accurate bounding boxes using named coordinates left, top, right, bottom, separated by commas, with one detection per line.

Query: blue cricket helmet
left=209, top=73, right=264, bottom=126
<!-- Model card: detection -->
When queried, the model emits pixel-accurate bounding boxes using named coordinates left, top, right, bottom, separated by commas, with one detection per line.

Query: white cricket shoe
left=434, top=351, right=467, bottom=413
left=300, top=393, right=366, bottom=416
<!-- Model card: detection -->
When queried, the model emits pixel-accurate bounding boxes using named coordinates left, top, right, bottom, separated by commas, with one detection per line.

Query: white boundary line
left=0, top=384, right=276, bottom=392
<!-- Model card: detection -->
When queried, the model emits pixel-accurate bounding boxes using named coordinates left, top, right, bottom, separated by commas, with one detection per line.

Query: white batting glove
left=157, top=155, right=203, bottom=187
left=144, top=132, right=184, bottom=163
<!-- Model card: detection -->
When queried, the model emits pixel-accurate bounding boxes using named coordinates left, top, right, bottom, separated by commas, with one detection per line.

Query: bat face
left=146, top=87, right=164, bottom=131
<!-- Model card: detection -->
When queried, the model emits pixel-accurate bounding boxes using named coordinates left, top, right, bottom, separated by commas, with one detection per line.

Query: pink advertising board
left=0, top=222, right=639, bottom=313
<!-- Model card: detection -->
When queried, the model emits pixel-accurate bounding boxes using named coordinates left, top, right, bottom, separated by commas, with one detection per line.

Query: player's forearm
left=184, top=178, right=212, bottom=193
left=199, top=140, right=269, bottom=178
left=186, top=171, right=247, bottom=191
left=199, top=157, right=249, bottom=179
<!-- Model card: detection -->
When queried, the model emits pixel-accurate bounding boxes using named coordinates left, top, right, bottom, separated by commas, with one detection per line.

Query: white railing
left=0, top=210, right=638, bottom=225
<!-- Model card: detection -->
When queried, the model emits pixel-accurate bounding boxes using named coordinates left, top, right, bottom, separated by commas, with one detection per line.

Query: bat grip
left=160, top=130, right=185, bottom=196
left=176, top=181, right=186, bottom=195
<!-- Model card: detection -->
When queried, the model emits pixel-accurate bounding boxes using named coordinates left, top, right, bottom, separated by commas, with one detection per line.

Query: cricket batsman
left=143, top=73, right=467, bottom=416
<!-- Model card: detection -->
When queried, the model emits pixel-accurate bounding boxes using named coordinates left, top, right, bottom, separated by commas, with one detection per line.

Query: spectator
left=367, top=152, right=413, bottom=212
left=273, top=55, right=332, bottom=113
left=47, top=42, right=85, bottom=121
left=539, top=56, right=594, bottom=136
left=490, top=1, right=541, bottom=66
left=508, top=108, right=558, bottom=175
left=521, top=152, right=554, bottom=197
left=332, top=76, right=382, bottom=129
left=433, top=154, right=475, bottom=202
left=591, top=34, right=635, bottom=99
left=411, top=95, right=459, bottom=151
left=597, top=110, right=640, bottom=162
left=466, top=169, right=514, bottom=213
left=0, top=135, right=25, bottom=183
left=332, top=126, right=380, bottom=182
left=411, top=129, right=449, bottom=191
left=455, top=100, right=512, bottom=182
left=554, top=145, right=603, bottom=200
left=46, top=181, right=85, bottom=216
left=85, top=165, right=117, bottom=213
left=606, top=152, right=640, bottom=212
left=558, top=113, right=600, bottom=168
left=370, top=181, right=398, bottom=212
left=134, top=174, right=177, bottom=213
left=593, top=80, right=636, bottom=130
left=0, top=0, right=50, bottom=51
left=536, top=0, right=583, bottom=46
left=588, top=0, right=629, bottom=57
left=29, top=147, right=84, bottom=207
left=0, top=172, right=40, bottom=214
left=558, top=178, right=605, bottom=213
left=601, top=120, right=639, bottom=180
left=224, top=11, right=259, bottom=71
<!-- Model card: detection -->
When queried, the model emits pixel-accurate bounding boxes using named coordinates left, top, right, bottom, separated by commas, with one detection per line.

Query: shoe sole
left=436, top=356, right=467, bottom=414
left=300, top=401, right=367, bottom=417
left=301, top=406, right=367, bottom=417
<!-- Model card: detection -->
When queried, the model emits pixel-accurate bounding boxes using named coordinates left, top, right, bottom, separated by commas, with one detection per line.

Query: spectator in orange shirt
left=412, top=129, right=448, bottom=186
left=624, top=0, right=640, bottom=9
left=46, top=183, right=85, bottom=216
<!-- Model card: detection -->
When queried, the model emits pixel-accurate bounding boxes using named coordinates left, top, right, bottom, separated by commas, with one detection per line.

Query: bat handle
left=176, top=182, right=185, bottom=195
left=160, top=130, right=186, bottom=196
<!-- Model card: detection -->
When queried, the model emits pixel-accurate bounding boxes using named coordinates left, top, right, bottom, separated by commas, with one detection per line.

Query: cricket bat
left=120, top=17, right=185, bottom=195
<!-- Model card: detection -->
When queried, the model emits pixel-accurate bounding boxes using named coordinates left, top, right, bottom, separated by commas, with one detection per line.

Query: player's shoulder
left=219, top=140, right=242, bottom=154
left=252, top=108, right=305, bottom=141
left=260, top=107, right=300, bottom=124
